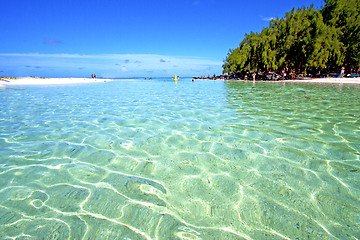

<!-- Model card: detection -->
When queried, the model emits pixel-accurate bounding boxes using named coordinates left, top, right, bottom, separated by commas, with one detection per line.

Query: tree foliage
left=223, top=0, right=359, bottom=75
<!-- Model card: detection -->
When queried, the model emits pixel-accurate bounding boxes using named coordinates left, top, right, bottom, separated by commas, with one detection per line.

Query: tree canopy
left=223, top=0, right=360, bottom=75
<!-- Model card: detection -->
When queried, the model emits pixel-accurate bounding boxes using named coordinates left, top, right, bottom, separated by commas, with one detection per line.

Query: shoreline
left=283, top=77, right=360, bottom=84
left=0, top=77, right=111, bottom=85
left=228, top=77, right=360, bottom=85
left=1, top=77, right=360, bottom=85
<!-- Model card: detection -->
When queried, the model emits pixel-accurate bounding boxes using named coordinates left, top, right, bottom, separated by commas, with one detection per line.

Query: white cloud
left=0, top=53, right=223, bottom=77
left=260, top=15, right=276, bottom=21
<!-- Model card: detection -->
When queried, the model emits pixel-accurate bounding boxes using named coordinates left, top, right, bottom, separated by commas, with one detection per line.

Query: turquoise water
left=0, top=79, right=360, bottom=239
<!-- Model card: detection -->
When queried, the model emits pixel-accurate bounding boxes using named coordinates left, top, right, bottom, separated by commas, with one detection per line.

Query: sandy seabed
left=0, top=77, right=111, bottom=85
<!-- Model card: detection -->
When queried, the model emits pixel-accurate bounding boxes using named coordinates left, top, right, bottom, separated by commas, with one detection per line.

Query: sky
left=0, top=0, right=324, bottom=78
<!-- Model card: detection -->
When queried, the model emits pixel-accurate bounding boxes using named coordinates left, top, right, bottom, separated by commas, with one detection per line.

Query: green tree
left=223, top=30, right=278, bottom=74
left=259, top=25, right=278, bottom=71
left=223, top=34, right=253, bottom=73
left=322, top=0, right=360, bottom=71
left=223, top=1, right=358, bottom=77
left=307, top=10, right=344, bottom=72
left=274, top=6, right=334, bottom=73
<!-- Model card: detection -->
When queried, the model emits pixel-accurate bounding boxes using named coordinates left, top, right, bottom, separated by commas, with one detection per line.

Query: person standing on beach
left=281, top=69, right=286, bottom=81
left=252, top=72, right=256, bottom=87
left=340, top=66, right=345, bottom=77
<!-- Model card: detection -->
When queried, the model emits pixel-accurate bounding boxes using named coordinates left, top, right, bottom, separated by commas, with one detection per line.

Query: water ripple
left=0, top=80, right=359, bottom=239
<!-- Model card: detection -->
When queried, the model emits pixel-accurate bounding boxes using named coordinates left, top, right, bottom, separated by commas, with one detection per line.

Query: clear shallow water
left=0, top=79, right=359, bottom=239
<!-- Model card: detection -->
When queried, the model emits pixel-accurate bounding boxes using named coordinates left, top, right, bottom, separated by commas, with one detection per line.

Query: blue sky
left=0, top=0, right=324, bottom=78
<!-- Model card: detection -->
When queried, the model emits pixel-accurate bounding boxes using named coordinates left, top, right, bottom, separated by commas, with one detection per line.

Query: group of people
left=91, top=74, right=96, bottom=78
left=340, top=66, right=360, bottom=76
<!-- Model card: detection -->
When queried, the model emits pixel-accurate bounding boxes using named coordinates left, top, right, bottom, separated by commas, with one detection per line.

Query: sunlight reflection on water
left=0, top=79, right=359, bottom=239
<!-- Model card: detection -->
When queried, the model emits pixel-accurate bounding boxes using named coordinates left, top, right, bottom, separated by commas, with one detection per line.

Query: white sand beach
left=1, top=77, right=360, bottom=85
left=284, top=77, right=360, bottom=84
left=0, top=77, right=111, bottom=85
